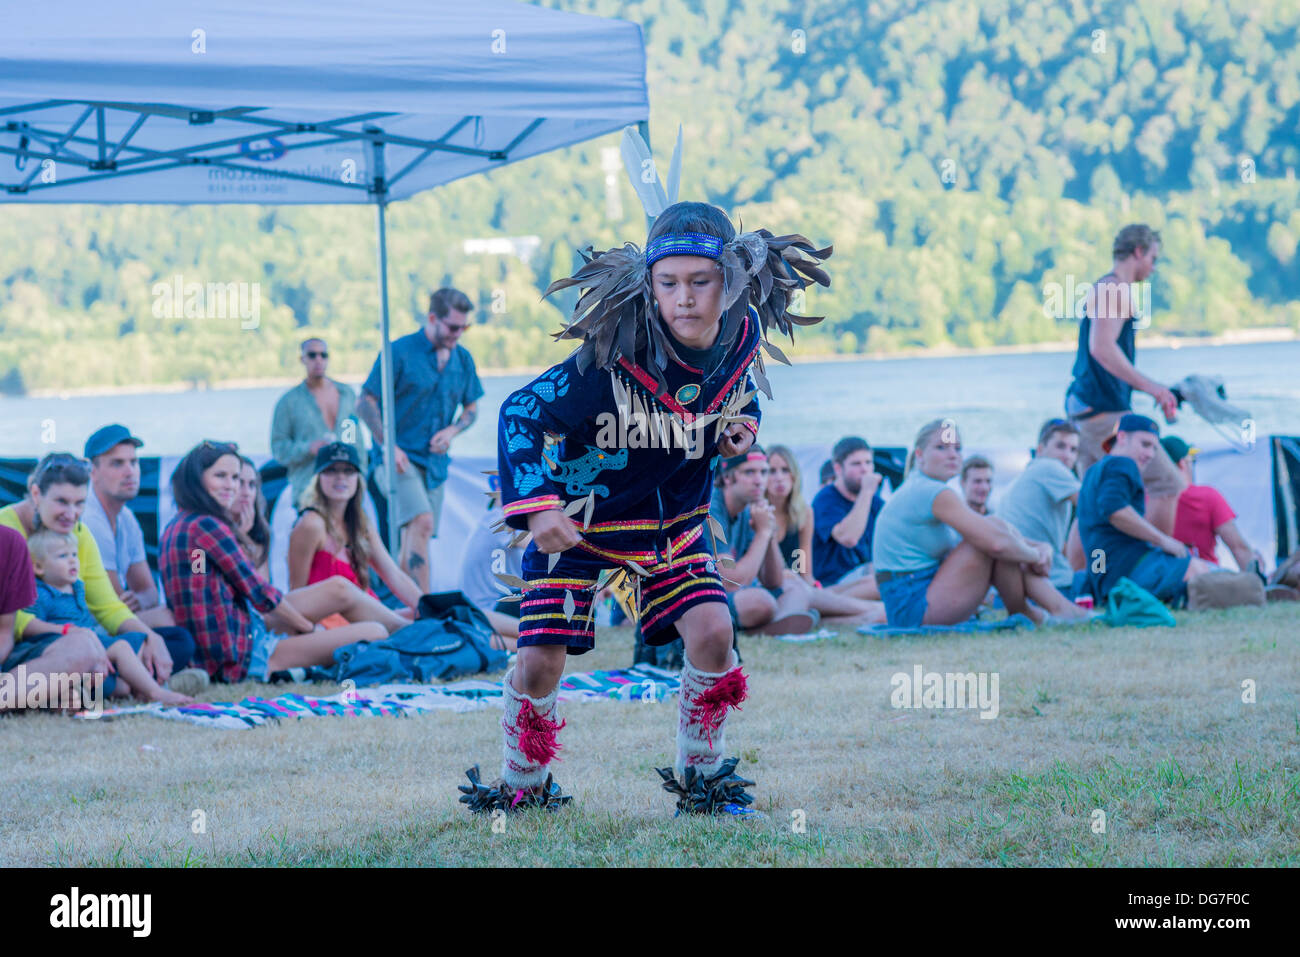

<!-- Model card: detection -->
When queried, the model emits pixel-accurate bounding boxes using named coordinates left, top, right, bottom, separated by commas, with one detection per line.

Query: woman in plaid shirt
left=160, top=441, right=404, bottom=683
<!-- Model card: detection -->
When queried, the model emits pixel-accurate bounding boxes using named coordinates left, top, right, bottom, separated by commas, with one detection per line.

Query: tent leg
left=375, top=198, right=400, bottom=558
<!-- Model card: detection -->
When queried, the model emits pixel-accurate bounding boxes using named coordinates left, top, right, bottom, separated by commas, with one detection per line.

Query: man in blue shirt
left=358, top=288, right=484, bottom=591
left=811, top=436, right=884, bottom=599
left=1078, top=414, right=1213, bottom=604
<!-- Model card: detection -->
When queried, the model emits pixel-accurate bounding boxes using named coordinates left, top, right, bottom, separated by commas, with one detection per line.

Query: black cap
left=314, top=442, right=361, bottom=475
left=84, top=424, right=143, bottom=460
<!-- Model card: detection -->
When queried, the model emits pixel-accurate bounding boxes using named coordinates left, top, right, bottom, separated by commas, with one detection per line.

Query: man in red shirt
left=1164, top=436, right=1263, bottom=571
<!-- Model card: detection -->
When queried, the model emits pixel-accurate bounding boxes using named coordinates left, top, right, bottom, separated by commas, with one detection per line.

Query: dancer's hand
left=529, top=509, right=581, bottom=553
left=718, top=423, right=754, bottom=458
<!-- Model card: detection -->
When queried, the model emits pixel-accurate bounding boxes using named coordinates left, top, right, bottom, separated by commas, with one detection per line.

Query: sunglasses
left=34, top=453, right=91, bottom=483
left=305, top=350, right=328, bottom=359
left=200, top=439, right=240, bottom=455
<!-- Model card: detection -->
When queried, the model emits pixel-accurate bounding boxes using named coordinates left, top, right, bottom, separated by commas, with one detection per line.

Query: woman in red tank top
left=287, top=443, right=422, bottom=623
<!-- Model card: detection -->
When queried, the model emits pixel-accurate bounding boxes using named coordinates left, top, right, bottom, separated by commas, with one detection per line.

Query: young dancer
left=459, top=199, right=831, bottom=816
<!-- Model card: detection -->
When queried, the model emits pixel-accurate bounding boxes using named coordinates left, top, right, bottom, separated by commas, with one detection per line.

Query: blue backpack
left=316, top=591, right=510, bottom=685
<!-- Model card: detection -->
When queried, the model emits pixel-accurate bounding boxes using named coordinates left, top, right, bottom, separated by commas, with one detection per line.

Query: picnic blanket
left=857, top=613, right=1037, bottom=637
left=73, top=665, right=682, bottom=730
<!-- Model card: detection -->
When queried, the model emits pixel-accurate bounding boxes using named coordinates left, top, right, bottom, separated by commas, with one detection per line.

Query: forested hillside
left=1, top=0, right=1297, bottom=393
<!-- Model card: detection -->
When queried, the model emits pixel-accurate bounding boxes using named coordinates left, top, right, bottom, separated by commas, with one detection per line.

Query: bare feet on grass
left=147, top=688, right=196, bottom=707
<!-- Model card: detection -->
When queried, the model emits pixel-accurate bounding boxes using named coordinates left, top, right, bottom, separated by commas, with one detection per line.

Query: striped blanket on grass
left=73, top=664, right=681, bottom=730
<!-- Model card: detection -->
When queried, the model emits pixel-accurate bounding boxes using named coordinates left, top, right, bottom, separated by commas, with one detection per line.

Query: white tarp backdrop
left=0, top=0, right=648, bottom=203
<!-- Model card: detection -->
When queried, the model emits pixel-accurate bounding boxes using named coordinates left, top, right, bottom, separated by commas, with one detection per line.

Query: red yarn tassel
left=516, top=700, right=567, bottom=765
left=688, top=668, right=748, bottom=747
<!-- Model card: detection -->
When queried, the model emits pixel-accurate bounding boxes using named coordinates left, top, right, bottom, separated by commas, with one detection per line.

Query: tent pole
left=371, top=133, right=401, bottom=556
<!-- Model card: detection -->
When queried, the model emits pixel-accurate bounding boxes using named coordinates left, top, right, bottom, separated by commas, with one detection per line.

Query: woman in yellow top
left=0, top=453, right=177, bottom=682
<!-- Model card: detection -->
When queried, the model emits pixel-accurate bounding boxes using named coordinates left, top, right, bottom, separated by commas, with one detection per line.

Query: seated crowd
left=0, top=390, right=1284, bottom=711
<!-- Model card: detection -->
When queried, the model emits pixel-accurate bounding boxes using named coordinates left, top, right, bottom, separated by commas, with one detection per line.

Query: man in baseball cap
left=84, top=424, right=143, bottom=461
left=1160, top=435, right=1263, bottom=572
left=1078, top=414, right=1212, bottom=605
left=82, top=424, right=208, bottom=695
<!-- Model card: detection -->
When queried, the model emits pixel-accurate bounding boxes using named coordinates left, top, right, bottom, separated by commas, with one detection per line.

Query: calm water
left=2, top=341, right=1297, bottom=458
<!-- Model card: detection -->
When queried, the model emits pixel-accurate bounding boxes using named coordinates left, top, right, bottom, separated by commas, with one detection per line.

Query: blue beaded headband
left=645, top=231, right=725, bottom=268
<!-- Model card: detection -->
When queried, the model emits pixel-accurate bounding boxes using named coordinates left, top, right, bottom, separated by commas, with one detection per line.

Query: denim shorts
left=247, top=610, right=288, bottom=682
left=878, top=565, right=940, bottom=628
left=1127, top=550, right=1191, bottom=606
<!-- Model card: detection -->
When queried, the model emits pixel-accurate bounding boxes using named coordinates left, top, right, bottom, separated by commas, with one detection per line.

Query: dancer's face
left=651, top=255, right=724, bottom=351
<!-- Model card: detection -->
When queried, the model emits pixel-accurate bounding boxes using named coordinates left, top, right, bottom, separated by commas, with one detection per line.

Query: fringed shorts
left=516, top=524, right=727, bottom=654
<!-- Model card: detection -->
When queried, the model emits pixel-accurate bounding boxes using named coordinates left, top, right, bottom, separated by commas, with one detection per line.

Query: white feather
left=620, top=127, right=668, bottom=217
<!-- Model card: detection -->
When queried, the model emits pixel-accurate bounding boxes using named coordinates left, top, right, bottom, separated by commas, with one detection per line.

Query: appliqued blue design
left=503, top=393, right=539, bottom=419
left=514, top=463, right=546, bottom=495
left=550, top=444, right=628, bottom=498
left=504, top=419, right=531, bottom=453
left=530, top=368, right=570, bottom=402
left=495, top=306, right=765, bottom=537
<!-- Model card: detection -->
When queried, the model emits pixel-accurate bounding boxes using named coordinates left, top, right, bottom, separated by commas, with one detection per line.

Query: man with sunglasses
left=358, top=287, right=484, bottom=592
left=271, top=337, right=366, bottom=504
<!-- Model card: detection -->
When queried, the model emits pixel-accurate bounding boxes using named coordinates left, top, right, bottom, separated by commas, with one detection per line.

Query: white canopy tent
left=0, top=0, right=649, bottom=548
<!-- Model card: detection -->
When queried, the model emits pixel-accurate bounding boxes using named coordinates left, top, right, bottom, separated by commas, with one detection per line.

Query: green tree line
left=1, top=0, right=1297, bottom=393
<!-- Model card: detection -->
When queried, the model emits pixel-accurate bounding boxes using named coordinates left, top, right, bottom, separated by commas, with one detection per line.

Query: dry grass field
left=2, top=605, right=1297, bottom=867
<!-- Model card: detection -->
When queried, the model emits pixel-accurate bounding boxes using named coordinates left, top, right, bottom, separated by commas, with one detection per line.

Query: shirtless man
left=271, top=337, right=367, bottom=505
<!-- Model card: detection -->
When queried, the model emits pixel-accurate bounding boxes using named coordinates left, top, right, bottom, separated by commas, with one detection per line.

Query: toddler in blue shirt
left=25, top=529, right=192, bottom=705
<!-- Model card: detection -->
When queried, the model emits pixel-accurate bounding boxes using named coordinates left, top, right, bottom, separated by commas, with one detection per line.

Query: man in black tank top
left=1064, top=224, right=1185, bottom=542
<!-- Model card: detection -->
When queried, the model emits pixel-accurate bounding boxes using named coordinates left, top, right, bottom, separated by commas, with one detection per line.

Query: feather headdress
left=542, top=126, right=832, bottom=388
